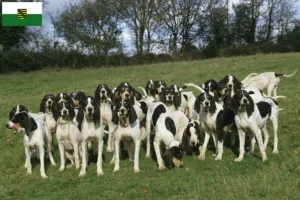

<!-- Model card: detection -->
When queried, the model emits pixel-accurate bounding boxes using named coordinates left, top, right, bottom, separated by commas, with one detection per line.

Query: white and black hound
left=154, top=113, right=184, bottom=169
left=180, top=119, right=204, bottom=156
left=241, top=70, right=297, bottom=97
left=219, top=74, right=243, bottom=97
left=113, top=82, right=143, bottom=105
left=244, top=87, right=281, bottom=154
left=40, top=94, right=57, bottom=164
left=232, top=90, right=270, bottom=162
left=79, top=96, right=105, bottom=176
left=145, top=101, right=189, bottom=158
left=9, top=105, right=56, bottom=167
left=154, top=80, right=167, bottom=101
left=94, top=84, right=115, bottom=152
left=54, top=100, right=83, bottom=171
left=56, top=92, right=70, bottom=103
left=145, top=79, right=156, bottom=97
left=6, top=112, right=49, bottom=178
left=194, top=93, right=235, bottom=160
left=111, top=99, right=141, bottom=173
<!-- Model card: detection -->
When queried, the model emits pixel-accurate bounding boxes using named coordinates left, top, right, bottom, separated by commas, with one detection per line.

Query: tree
left=53, top=0, right=121, bottom=61
left=233, top=2, right=252, bottom=44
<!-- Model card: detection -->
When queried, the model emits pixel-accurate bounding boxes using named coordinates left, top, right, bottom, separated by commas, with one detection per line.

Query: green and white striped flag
left=2, top=2, right=42, bottom=26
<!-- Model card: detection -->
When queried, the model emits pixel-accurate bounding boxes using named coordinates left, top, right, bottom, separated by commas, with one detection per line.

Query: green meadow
left=0, top=53, right=299, bottom=200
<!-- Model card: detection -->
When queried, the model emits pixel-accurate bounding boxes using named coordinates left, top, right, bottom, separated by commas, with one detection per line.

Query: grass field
left=0, top=53, right=300, bottom=200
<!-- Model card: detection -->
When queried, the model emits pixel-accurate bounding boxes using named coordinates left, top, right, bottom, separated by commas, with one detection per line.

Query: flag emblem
left=17, top=9, right=27, bottom=20
left=2, top=2, right=42, bottom=26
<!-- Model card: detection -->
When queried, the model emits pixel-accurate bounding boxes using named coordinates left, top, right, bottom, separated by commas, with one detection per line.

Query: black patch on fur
left=204, top=79, right=218, bottom=93
left=163, top=146, right=184, bottom=169
left=275, top=73, right=283, bottom=77
left=246, top=94, right=255, bottom=117
left=129, top=106, right=138, bottom=124
left=173, top=93, right=182, bottom=109
left=76, top=108, right=84, bottom=130
left=256, top=101, right=271, bottom=118
left=11, top=113, right=37, bottom=135
left=9, top=105, right=28, bottom=120
left=270, top=98, right=278, bottom=105
left=248, top=91, right=254, bottom=95
left=165, top=117, right=176, bottom=136
left=152, top=104, right=166, bottom=127
left=183, top=94, right=188, bottom=102
left=194, top=96, right=201, bottom=113
left=139, top=101, right=148, bottom=114
left=112, top=108, right=119, bottom=125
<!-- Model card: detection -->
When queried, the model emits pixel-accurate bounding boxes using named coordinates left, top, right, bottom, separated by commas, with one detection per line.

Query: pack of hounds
left=5, top=70, right=297, bottom=178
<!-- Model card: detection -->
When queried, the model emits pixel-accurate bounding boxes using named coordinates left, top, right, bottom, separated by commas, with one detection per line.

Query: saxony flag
left=2, top=2, right=42, bottom=26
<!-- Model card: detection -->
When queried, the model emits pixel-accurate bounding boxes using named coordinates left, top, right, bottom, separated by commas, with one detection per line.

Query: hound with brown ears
left=241, top=70, right=297, bottom=97
left=232, top=90, right=270, bottom=162
left=154, top=113, right=184, bottom=169
left=110, top=99, right=141, bottom=173
left=218, top=74, right=243, bottom=97
left=5, top=112, right=50, bottom=178
left=154, top=80, right=167, bottom=101
left=113, top=82, right=143, bottom=105
left=94, top=84, right=115, bottom=152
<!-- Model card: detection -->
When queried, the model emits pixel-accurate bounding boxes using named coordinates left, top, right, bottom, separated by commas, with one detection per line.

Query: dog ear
left=163, top=149, right=174, bottom=169
left=234, top=79, right=242, bottom=91
left=112, top=108, right=119, bottom=125
left=21, top=115, right=37, bottom=135
left=129, top=106, right=138, bottom=124
left=93, top=105, right=101, bottom=126
left=209, top=96, right=217, bottom=113
left=76, top=108, right=84, bottom=131
left=52, top=102, right=60, bottom=122
left=69, top=100, right=75, bottom=120
left=246, top=93, right=255, bottom=117
left=174, top=93, right=182, bottom=109
left=194, top=96, right=201, bottom=113
left=159, top=92, right=166, bottom=103
left=40, top=96, right=46, bottom=113
left=94, top=85, right=101, bottom=102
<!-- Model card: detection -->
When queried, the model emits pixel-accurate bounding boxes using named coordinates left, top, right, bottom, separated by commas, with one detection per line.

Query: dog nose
left=120, top=109, right=125, bottom=114
left=125, top=93, right=130, bottom=98
left=63, top=110, right=67, bottom=114
left=48, top=101, right=52, bottom=105
left=205, top=102, right=209, bottom=106
left=243, top=99, right=248, bottom=103
left=191, top=141, right=196, bottom=145
left=88, top=107, right=93, bottom=112
left=228, top=84, right=232, bottom=88
left=179, top=163, right=184, bottom=168
left=101, top=90, right=105, bottom=94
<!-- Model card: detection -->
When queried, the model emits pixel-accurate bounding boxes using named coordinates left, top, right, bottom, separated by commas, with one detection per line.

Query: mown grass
left=0, top=53, right=300, bottom=200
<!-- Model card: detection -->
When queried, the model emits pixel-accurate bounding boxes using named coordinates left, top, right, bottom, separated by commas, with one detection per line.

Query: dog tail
left=276, top=70, right=297, bottom=78
left=138, top=86, right=147, bottom=97
left=272, top=96, right=287, bottom=100
left=241, top=73, right=258, bottom=84
left=184, top=83, right=206, bottom=93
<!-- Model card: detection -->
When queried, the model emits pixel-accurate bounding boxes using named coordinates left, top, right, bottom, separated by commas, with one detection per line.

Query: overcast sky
left=42, top=0, right=300, bottom=51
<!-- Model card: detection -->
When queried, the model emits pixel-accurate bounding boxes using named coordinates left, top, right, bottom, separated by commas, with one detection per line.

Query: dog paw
left=78, top=171, right=86, bottom=177
left=134, top=168, right=140, bottom=173
left=234, top=158, right=243, bottom=162
left=198, top=154, right=205, bottom=161
left=113, top=168, right=119, bottom=172
left=58, top=167, right=65, bottom=171
left=26, top=171, right=32, bottom=176
left=41, top=174, right=48, bottom=179
left=215, top=156, right=222, bottom=161
left=97, top=172, right=104, bottom=176
left=66, top=163, right=74, bottom=168
left=75, top=165, right=80, bottom=169
left=145, top=154, right=151, bottom=159
left=262, top=155, right=268, bottom=162
left=106, top=147, right=113, bottom=153
left=159, top=165, right=165, bottom=170
left=272, top=150, right=279, bottom=154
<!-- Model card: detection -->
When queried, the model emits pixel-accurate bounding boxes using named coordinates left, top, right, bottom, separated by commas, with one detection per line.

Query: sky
left=42, top=0, right=300, bottom=52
